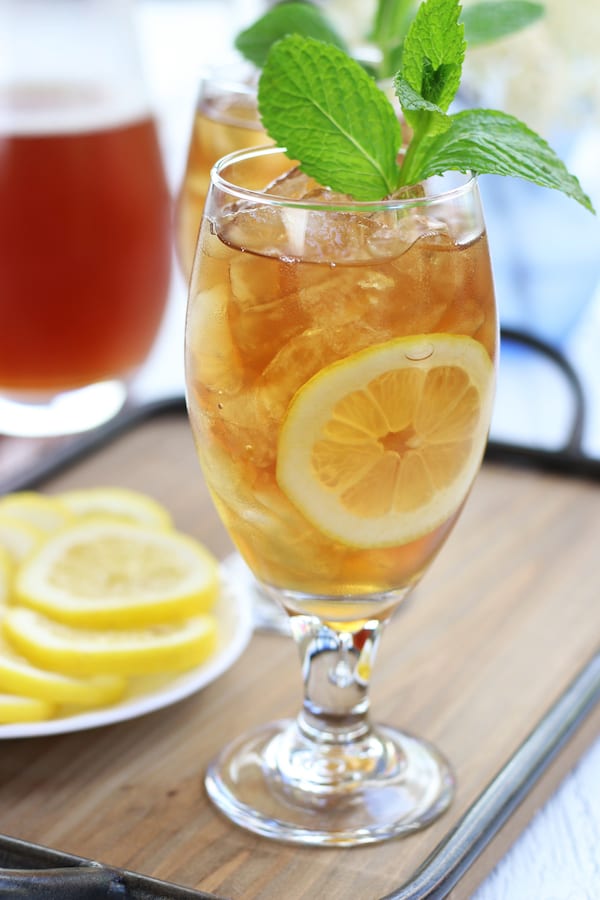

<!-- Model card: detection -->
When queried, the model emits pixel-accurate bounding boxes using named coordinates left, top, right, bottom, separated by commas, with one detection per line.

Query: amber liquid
left=0, top=92, right=172, bottom=395
left=186, top=189, right=497, bottom=617
left=175, top=95, right=270, bottom=278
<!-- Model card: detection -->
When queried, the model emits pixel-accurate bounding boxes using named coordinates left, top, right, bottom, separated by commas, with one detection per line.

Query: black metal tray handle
left=0, top=835, right=221, bottom=899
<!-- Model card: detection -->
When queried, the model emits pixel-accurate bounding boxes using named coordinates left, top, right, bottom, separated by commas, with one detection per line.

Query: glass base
left=0, top=380, right=128, bottom=438
left=205, top=718, right=454, bottom=846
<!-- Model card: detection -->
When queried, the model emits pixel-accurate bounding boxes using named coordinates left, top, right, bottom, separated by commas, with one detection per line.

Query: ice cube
left=235, top=483, right=350, bottom=587
left=186, top=283, right=244, bottom=394
left=228, top=254, right=309, bottom=372
left=229, top=253, right=283, bottom=308
left=258, top=321, right=385, bottom=422
left=264, top=166, right=320, bottom=199
left=209, top=385, right=277, bottom=470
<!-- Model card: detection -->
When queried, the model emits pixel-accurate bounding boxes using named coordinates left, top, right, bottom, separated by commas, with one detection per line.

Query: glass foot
left=221, top=552, right=291, bottom=636
left=0, top=380, right=127, bottom=438
left=205, top=718, right=454, bottom=846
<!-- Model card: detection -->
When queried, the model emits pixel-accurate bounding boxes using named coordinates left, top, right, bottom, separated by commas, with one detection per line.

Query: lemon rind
left=4, top=607, right=219, bottom=678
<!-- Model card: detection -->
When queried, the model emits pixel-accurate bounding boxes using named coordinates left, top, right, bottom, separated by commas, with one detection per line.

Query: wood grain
left=0, top=410, right=598, bottom=899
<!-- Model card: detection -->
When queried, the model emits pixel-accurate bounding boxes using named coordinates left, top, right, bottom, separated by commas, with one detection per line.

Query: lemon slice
left=277, top=334, right=494, bottom=549
left=0, top=515, right=45, bottom=563
left=58, top=487, right=173, bottom=530
left=0, top=549, right=13, bottom=603
left=0, top=631, right=127, bottom=707
left=0, top=692, right=55, bottom=724
left=15, top=521, right=220, bottom=628
left=4, top=607, right=218, bottom=677
left=0, top=492, right=73, bottom=533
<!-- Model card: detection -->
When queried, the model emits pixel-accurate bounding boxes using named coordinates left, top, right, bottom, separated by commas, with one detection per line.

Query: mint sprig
left=234, top=1, right=348, bottom=70
left=258, top=0, right=594, bottom=212
left=258, top=35, right=402, bottom=200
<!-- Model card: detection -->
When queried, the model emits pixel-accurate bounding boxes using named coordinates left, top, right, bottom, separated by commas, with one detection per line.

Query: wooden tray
left=0, top=399, right=599, bottom=899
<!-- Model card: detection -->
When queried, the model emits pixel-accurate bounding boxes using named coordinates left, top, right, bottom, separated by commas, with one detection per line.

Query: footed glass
left=185, top=146, right=498, bottom=845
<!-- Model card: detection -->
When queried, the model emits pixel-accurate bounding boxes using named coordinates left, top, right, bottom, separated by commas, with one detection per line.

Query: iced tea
left=0, top=84, right=172, bottom=396
left=186, top=155, right=497, bottom=620
left=176, top=86, right=269, bottom=278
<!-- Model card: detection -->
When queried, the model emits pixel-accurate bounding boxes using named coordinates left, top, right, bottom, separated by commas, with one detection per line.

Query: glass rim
left=210, top=145, right=478, bottom=212
left=201, top=77, right=257, bottom=97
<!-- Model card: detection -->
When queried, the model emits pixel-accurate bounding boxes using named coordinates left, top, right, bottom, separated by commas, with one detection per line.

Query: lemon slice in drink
left=0, top=692, right=55, bottom=723
left=3, top=607, right=218, bottom=677
left=0, top=492, right=73, bottom=533
left=277, top=334, right=494, bottom=549
left=0, top=632, right=126, bottom=707
left=58, top=487, right=173, bottom=530
left=15, top=520, right=220, bottom=628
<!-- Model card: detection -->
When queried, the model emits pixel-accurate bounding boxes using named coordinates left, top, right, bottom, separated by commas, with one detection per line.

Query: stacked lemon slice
left=0, top=489, right=220, bottom=723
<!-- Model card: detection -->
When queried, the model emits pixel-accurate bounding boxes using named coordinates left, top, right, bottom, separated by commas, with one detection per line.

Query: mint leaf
left=397, top=108, right=594, bottom=211
left=461, top=1, right=544, bottom=47
left=394, top=76, right=452, bottom=137
left=235, top=1, right=347, bottom=70
left=401, top=0, right=465, bottom=114
left=258, top=35, right=402, bottom=200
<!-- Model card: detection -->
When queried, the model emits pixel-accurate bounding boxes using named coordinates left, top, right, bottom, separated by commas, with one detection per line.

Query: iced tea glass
left=175, top=64, right=269, bottom=280
left=185, top=146, right=497, bottom=845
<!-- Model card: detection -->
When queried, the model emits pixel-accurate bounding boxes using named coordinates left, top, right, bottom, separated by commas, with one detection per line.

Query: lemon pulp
left=277, top=334, right=494, bottom=549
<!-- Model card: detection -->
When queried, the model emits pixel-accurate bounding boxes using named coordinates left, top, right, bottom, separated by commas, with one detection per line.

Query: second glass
left=175, top=64, right=268, bottom=280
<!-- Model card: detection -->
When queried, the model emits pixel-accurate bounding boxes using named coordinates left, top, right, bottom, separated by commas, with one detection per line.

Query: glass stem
left=289, top=616, right=385, bottom=745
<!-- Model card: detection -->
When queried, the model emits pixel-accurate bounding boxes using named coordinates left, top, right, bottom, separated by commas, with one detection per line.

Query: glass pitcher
left=0, top=0, right=172, bottom=437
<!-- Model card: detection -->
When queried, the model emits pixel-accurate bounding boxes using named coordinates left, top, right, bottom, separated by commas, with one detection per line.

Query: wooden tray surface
left=0, top=406, right=598, bottom=899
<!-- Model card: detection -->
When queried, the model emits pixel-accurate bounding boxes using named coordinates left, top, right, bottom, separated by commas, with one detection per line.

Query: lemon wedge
left=277, top=334, right=494, bottom=549
left=0, top=632, right=126, bottom=706
left=15, top=520, right=220, bottom=628
left=0, top=492, right=73, bottom=533
left=4, top=607, right=218, bottom=677
left=0, top=692, right=55, bottom=723
left=58, top=487, right=173, bottom=530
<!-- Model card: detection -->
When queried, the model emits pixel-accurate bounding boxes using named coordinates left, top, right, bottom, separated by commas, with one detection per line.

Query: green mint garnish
left=258, top=0, right=594, bottom=212
left=234, top=1, right=348, bottom=70
left=258, top=35, right=402, bottom=201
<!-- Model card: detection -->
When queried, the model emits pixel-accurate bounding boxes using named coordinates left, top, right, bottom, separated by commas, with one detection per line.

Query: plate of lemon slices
left=0, top=488, right=253, bottom=738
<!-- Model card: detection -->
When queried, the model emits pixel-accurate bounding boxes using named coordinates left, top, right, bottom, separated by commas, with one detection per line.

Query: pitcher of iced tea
left=0, top=0, right=172, bottom=437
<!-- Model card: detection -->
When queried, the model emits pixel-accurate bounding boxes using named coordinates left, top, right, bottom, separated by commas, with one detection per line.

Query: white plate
left=0, top=577, right=254, bottom=739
